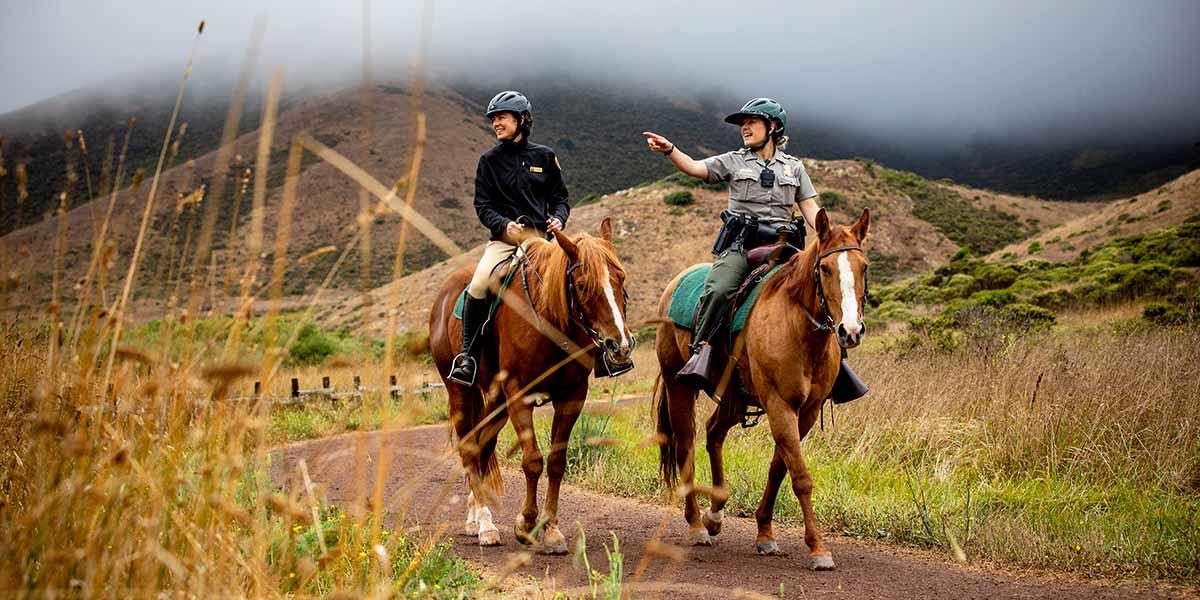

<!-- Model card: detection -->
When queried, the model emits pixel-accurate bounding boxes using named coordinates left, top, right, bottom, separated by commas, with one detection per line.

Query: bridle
left=519, top=251, right=633, bottom=355
left=797, top=244, right=867, bottom=334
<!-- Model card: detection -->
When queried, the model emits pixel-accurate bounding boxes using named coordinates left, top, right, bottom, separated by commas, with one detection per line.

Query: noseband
left=800, top=244, right=867, bottom=334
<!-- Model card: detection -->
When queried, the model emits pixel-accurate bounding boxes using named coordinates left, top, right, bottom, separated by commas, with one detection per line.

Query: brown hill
left=319, top=159, right=1100, bottom=336
left=0, top=82, right=1104, bottom=330
left=989, top=168, right=1200, bottom=263
left=1, top=83, right=495, bottom=320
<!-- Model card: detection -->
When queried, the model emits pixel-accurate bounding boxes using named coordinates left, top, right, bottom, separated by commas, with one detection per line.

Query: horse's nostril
left=604, top=339, right=620, bottom=354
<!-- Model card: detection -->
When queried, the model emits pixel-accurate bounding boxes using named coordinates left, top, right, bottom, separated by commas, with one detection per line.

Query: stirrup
left=676, top=343, right=717, bottom=391
left=448, top=353, right=478, bottom=386
left=829, top=359, right=868, bottom=404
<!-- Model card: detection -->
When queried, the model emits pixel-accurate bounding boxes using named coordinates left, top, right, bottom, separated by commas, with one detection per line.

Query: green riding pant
left=693, top=247, right=750, bottom=345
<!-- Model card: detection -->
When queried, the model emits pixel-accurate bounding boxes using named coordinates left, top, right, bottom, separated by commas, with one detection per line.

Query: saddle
left=666, top=242, right=799, bottom=424
left=452, top=249, right=526, bottom=326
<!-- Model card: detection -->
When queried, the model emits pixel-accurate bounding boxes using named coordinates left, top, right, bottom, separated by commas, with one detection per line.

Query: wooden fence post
left=291, top=378, right=300, bottom=400
left=253, top=381, right=261, bottom=398
left=390, top=375, right=398, bottom=399
left=322, top=376, right=331, bottom=390
left=353, top=375, right=361, bottom=390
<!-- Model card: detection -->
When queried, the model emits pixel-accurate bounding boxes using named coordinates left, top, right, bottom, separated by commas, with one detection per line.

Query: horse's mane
left=761, top=226, right=859, bottom=299
left=524, top=234, right=623, bottom=333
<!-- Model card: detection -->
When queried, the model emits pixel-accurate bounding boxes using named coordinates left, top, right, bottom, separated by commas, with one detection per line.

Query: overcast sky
left=3, top=0, right=1199, bottom=149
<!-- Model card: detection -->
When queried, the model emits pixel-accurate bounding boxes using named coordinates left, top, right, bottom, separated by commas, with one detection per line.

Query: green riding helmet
left=485, top=90, right=532, bottom=119
left=724, top=97, right=787, bottom=134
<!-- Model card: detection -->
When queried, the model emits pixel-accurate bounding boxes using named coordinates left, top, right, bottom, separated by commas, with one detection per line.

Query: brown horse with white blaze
left=654, top=208, right=870, bottom=570
left=430, top=218, right=633, bottom=553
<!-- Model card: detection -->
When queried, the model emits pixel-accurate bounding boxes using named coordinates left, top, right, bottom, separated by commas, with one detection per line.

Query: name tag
left=529, top=166, right=544, bottom=173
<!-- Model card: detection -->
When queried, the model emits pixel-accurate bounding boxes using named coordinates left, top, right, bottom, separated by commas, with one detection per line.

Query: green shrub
left=819, top=191, right=847, bottom=211
left=288, top=323, right=338, bottom=366
left=1027, top=241, right=1043, bottom=254
left=663, top=190, right=695, bottom=206
left=974, top=264, right=1019, bottom=290
left=661, top=171, right=727, bottom=191
left=1143, top=302, right=1193, bottom=326
left=969, top=289, right=1016, bottom=308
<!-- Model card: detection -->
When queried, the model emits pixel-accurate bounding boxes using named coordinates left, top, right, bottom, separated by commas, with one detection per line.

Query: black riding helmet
left=724, top=97, right=788, bottom=135
left=486, top=90, right=532, bottom=120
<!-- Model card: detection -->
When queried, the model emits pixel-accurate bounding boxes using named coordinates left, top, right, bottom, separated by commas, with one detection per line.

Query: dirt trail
left=271, top=425, right=1192, bottom=599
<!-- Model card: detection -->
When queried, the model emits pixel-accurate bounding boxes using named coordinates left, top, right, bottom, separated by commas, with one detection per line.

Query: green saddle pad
left=452, top=262, right=521, bottom=321
left=667, top=265, right=782, bottom=333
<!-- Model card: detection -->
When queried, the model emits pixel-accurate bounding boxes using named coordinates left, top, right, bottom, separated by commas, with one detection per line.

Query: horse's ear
left=553, top=229, right=579, bottom=261
left=851, top=208, right=870, bottom=242
left=599, top=217, right=613, bottom=242
left=815, top=208, right=832, bottom=243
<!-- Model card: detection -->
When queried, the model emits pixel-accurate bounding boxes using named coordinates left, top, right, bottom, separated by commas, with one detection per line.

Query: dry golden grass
left=0, top=14, right=488, bottom=596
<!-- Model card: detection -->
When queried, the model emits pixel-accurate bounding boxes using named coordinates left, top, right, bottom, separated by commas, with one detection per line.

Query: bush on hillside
left=1143, top=302, right=1197, bottom=327
left=663, top=190, right=695, bottom=206
left=661, top=171, right=728, bottom=191
left=878, top=166, right=1036, bottom=254
left=288, top=323, right=338, bottom=366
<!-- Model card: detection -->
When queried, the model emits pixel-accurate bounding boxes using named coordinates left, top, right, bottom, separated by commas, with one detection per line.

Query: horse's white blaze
left=837, top=253, right=861, bottom=334
left=709, top=509, right=724, bottom=523
left=601, top=265, right=630, bottom=350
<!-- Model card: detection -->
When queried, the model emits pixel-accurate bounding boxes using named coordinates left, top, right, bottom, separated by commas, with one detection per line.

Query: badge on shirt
left=529, top=166, right=544, bottom=173
left=783, top=166, right=793, bottom=177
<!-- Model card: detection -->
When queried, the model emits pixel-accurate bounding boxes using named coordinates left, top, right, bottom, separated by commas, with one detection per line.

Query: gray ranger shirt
left=703, top=148, right=817, bottom=225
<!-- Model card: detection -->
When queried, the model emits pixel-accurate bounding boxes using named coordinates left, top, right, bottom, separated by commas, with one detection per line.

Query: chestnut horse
left=654, top=208, right=870, bottom=570
left=429, top=218, right=633, bottom=553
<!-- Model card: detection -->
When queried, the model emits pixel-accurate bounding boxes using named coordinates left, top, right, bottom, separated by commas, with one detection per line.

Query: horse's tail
left=653, top=373, right=678, bottom=489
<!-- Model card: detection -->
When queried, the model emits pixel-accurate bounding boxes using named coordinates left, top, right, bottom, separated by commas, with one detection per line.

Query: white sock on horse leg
left=477, top=507, right=497, bottom=533
left=465, top=491, right=478, bottom=525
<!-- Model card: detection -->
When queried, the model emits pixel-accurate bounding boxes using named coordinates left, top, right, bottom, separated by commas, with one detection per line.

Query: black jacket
left=474, top=137, right=570, bottom=241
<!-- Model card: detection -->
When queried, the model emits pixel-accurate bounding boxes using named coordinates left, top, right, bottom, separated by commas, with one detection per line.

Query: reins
left=518, top=244, right=628, bottom=353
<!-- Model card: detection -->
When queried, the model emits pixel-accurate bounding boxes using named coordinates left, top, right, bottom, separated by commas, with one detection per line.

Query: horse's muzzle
left=837, top=321, right=865, bottom=349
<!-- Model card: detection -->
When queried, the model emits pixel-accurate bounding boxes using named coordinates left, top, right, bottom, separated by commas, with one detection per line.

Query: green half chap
left=667, top=265, right=783, bottom=334
left=452, top=267, right=522, bottom=321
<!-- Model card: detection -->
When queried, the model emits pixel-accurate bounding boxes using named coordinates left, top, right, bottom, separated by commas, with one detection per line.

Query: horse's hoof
left=478, top=528, right=501, bottom=547
left=539, top=526, right=568, bottom=555
left=464, top=521, right=479, bottom=536
left=688, top=528, right=714, bottom=546
left=702, top=510, right=723, bottom=536
left=514, top=516, right=535, bottom=545
left=809, top=553, right=836, bottom=571
left=756, top=540, right=786, bottom=556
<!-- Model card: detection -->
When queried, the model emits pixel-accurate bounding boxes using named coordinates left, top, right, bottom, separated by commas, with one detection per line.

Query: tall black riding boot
left=448, top=295, right=489, bottom=386
left=829, top=359, right=869, bottom=404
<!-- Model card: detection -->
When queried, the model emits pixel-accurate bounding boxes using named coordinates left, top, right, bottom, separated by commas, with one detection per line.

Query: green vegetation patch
left=659, top=171, right=728, bottom=191
left=879, top=167, right=1036, bottom=254
left=874, top=223, right=1200, bottom=336
left=662, top=190, right=695, bottom=207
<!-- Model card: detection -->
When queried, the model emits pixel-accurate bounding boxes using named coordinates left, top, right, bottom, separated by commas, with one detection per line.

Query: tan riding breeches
left=467, top=240, right=518, bottom=299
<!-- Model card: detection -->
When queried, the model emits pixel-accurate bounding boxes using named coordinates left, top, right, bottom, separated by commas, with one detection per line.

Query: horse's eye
left=820, top=264, right=832, bottom=276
